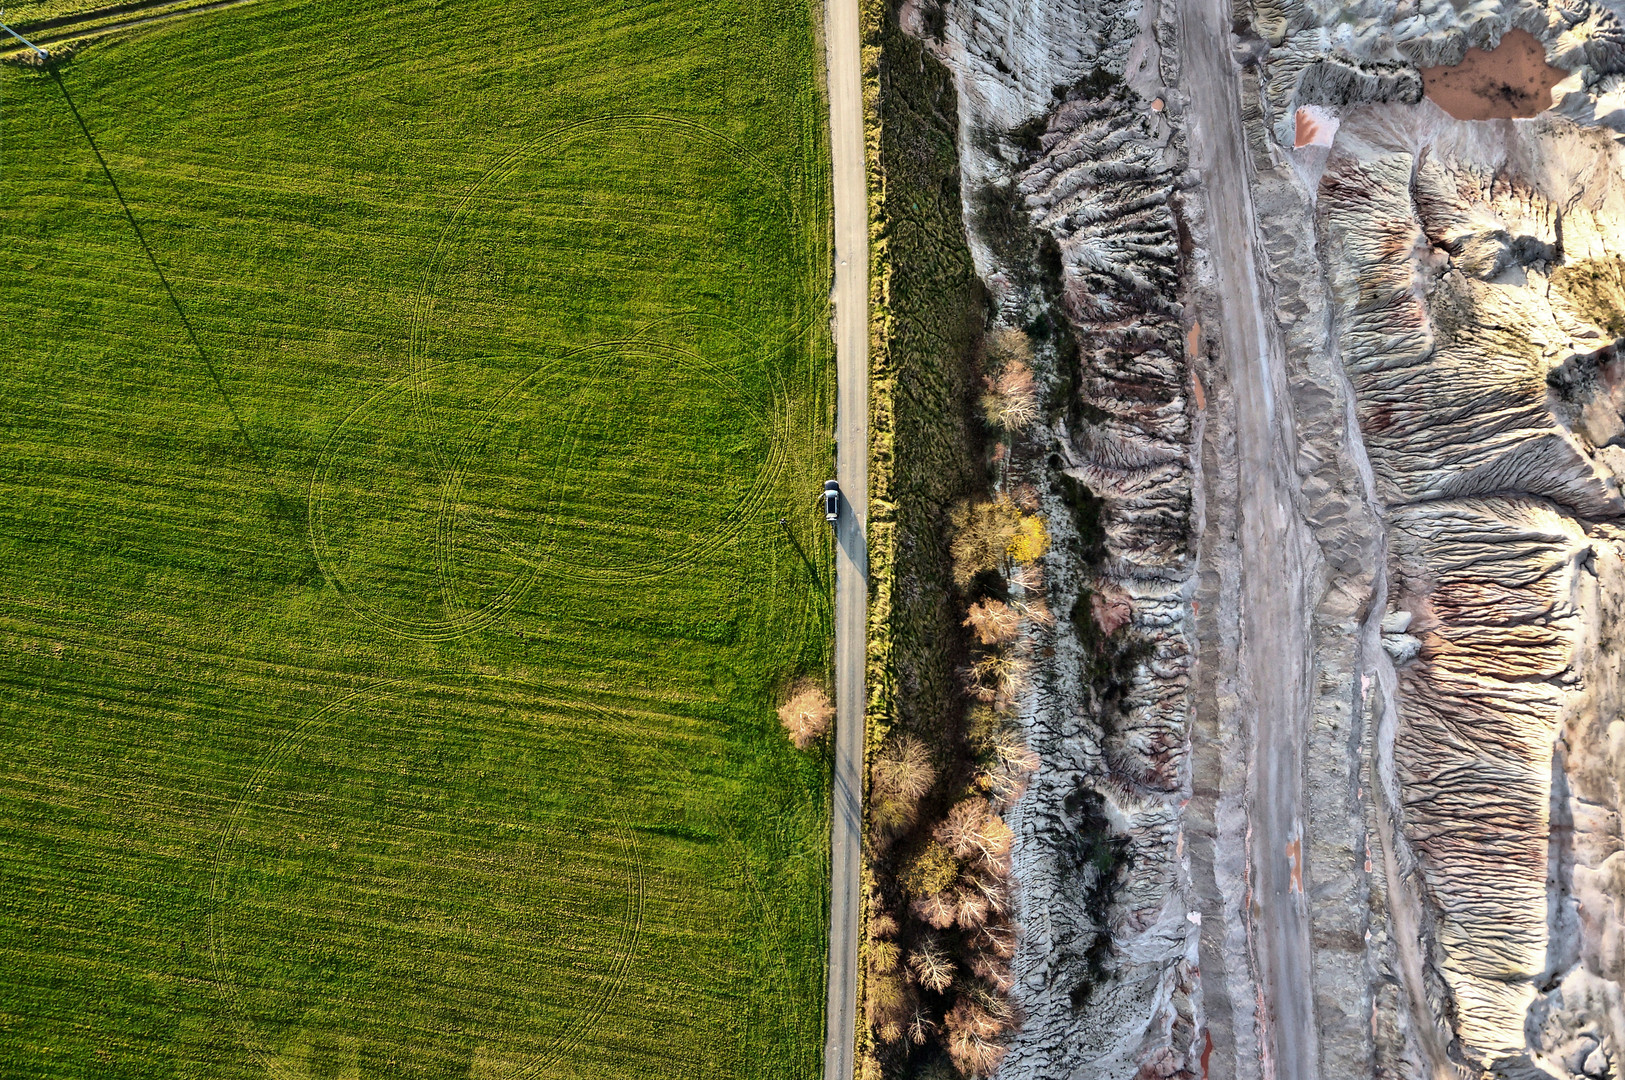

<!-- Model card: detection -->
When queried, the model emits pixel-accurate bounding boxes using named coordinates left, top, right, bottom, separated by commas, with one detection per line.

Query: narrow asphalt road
left=822, top=0, right=867, bottom=1075
left=1178, top=0, right=1319, bottom=1075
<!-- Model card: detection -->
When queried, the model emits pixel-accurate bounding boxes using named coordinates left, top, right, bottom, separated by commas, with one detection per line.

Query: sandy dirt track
left=1178, top=0, right=1321, bottom=1075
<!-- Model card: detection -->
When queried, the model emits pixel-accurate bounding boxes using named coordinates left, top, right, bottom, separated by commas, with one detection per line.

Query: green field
left=0, top=1, right=834, bottom=1076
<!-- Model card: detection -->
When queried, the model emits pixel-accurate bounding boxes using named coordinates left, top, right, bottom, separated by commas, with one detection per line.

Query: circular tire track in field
left=307, top=365, right=558, bottom=642
left=509, top=321, right=792, bottom=585
left=209, top=680, right=646, bottom=1078
left=311, top=116, right=810, bottom=639
left=403, top=114, right=817, bottom=402
left=309, top=331, right=787, bottom=637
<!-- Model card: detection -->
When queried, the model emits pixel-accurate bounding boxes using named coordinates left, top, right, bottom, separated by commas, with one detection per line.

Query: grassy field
left=0, top=0, right=834, bottom=1076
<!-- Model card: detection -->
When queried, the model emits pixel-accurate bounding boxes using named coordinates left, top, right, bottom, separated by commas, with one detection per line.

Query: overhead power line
left=0, top=15, right=48, bottom=58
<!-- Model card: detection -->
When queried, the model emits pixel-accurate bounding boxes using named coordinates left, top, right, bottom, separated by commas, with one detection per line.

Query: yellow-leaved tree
left=1007, top=515, right=1048, bottom=565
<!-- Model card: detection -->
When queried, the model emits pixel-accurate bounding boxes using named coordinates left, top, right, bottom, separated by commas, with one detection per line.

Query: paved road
left=821, top=0, right=867, bottom=1075
left=1177, top=0, right=1319, bottom=1076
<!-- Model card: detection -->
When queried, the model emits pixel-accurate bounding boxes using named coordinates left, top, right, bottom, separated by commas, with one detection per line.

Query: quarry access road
left=822, top=0, right=867, bottom=1075
left=1180, top=0, right=1320, bottom=1076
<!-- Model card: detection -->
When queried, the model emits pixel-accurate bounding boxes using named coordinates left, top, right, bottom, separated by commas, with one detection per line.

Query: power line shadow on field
left=778, top=516, right=830, bottom=608
left=49, top=67, right=266, bottom=473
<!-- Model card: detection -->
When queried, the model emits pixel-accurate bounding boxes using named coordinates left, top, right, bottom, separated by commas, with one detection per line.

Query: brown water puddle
left=1421, top=28, right=1569, bottom=120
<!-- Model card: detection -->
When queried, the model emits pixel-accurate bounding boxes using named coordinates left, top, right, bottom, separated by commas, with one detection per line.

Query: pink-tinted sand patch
left=1090, top=587, right=1134, bottom=636
left=1293, top=105, right=1339, bottom=148
left=1421, top=28, right=1569, bottom=120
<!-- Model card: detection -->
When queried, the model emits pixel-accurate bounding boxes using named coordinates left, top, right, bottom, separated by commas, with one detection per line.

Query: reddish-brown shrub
left=778, top=681, right=833, bottom=749
left=1091, top=585, right=1134, bottom=636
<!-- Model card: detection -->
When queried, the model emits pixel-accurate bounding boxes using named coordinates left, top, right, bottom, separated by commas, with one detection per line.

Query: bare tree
left=866, top=969, right=909, bottom=1044
left=990, top=727, right=1040, bottom=774
left=945, top=998, right=1010, bottom=1076
left=954, top=888, right=991, bottom=929
left=910, top=890, right=959, bottom=930
left=871, top=735, right=937, bottom=838
left=977, top=759, right=1031, bottom=810
left=948, top=497, right=1023, bottom=586
left=970, top=949, right=1015, bottom=994
left=872, top=736, right=936, bottom=802
left=964, top=650, right=1032, bottom=703
left=908, top=937, right=956, bottom=992
left=980, top=360, right=1041, bottom=432
left=969, top=922, right=1018, bottom=959
left=963, top=598, right=1022, bottom=645
left=935, top=798, right=1014, bottom=864
left=984, top=326, right=1033, bottom=368
left=963, top=865, right=1011, bottom=915
left=1010, top=560, right=1045, bottom=594
left=1016, top=596, right=1054, bottom=629
left=906, top=1002, right=939, bottom=1045
left=778, top=680, right=833, bottom=749
left=979, top=327, right=1041, bottom=436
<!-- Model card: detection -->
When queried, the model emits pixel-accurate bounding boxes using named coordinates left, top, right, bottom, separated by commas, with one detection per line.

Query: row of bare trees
left=862, top=327, right=1050, bottom=1080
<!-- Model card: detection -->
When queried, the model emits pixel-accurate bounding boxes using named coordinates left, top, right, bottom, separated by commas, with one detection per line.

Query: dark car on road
left=823, top=480, right=840, bottom=523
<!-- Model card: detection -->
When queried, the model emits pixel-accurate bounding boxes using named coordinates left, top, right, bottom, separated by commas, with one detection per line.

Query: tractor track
left=2, top=0, right=258, bottom=56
